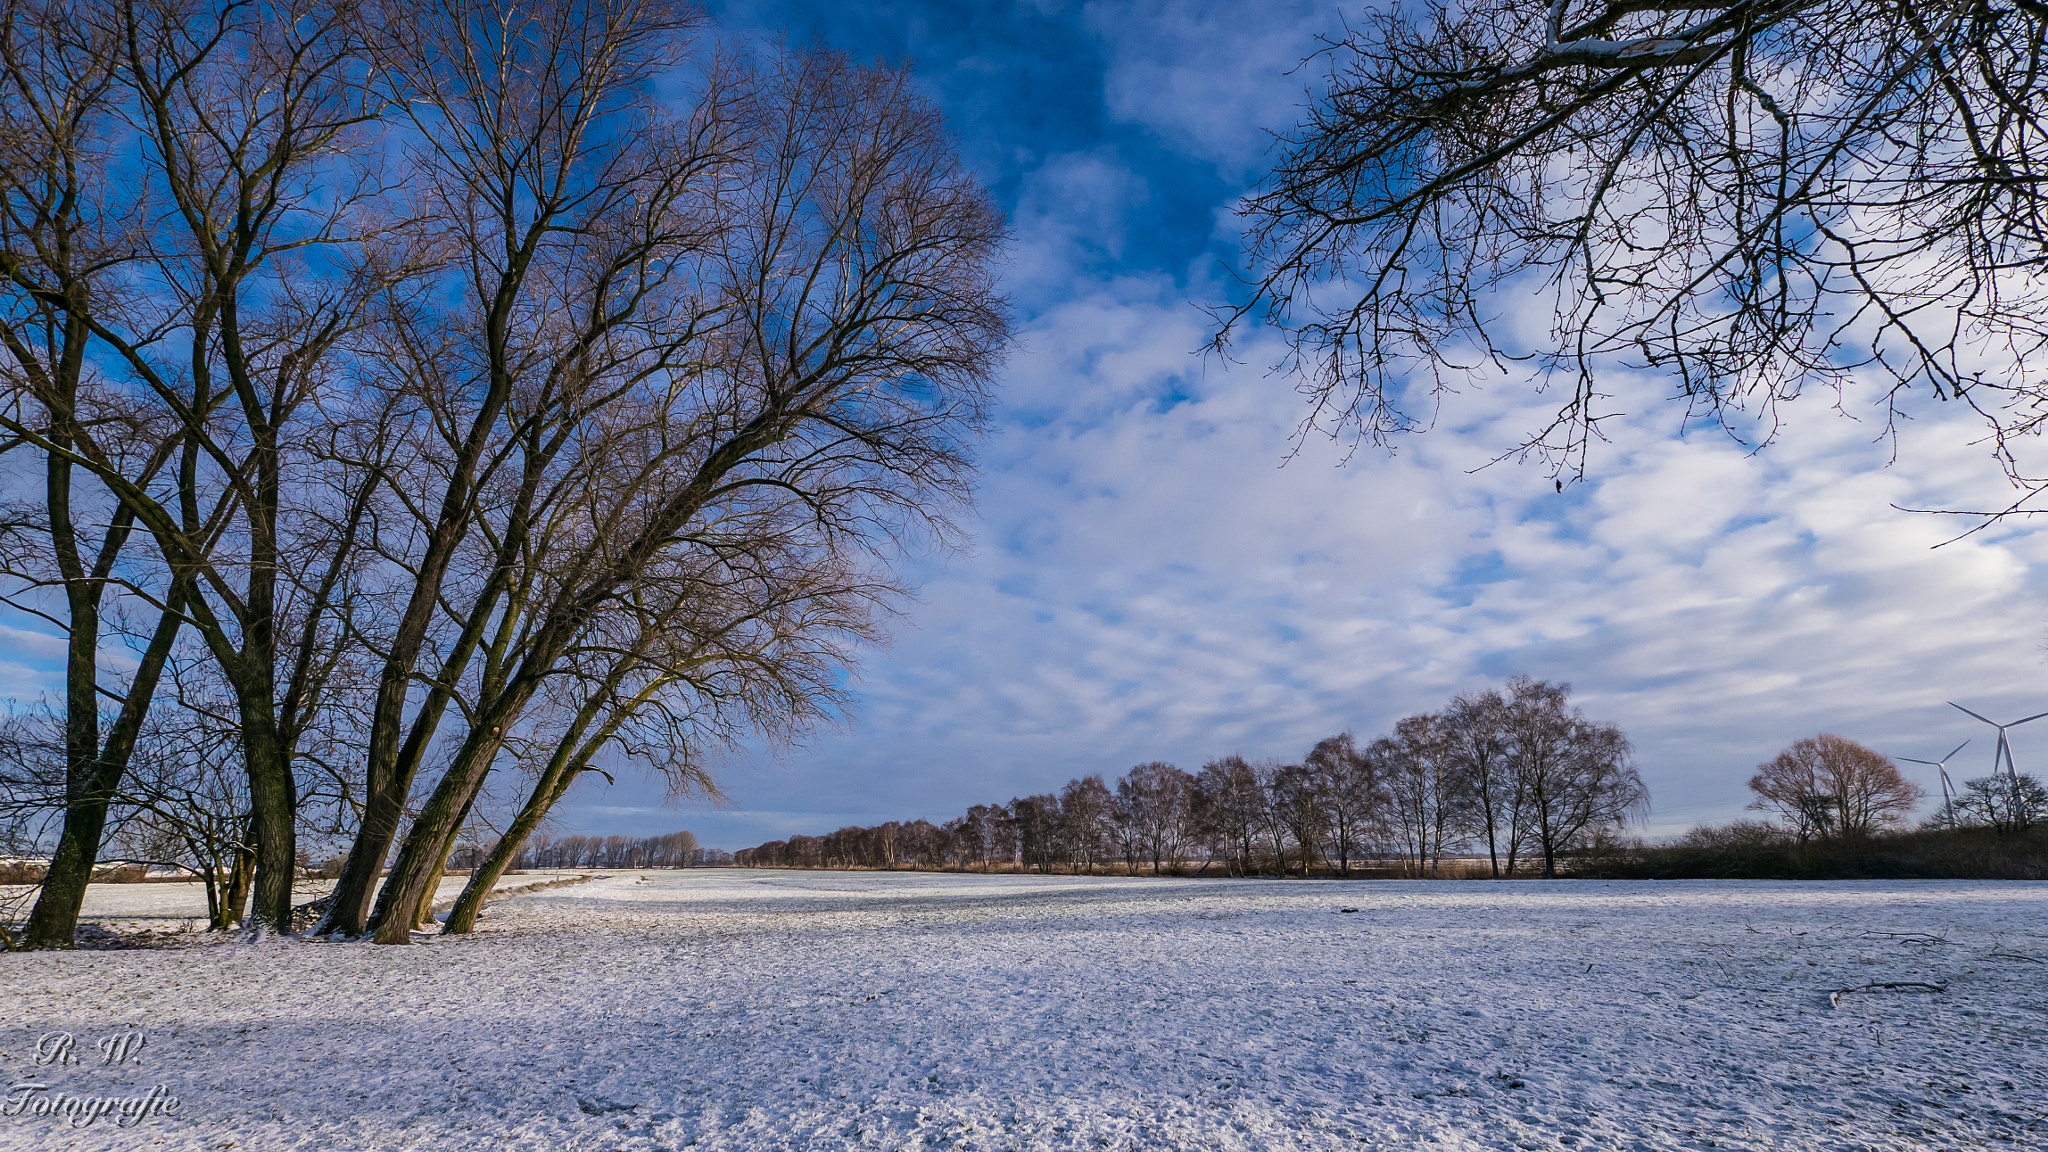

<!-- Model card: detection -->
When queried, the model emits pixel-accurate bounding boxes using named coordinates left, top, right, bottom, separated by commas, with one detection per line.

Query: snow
left=2, top=870, right=2044, bottom=1149
left=0, top=873, right=570, bottom=936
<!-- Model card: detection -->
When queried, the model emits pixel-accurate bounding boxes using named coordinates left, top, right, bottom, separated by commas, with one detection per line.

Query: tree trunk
left=444, top=766, right=572, bottom=933
left=368, top=716, right=517, bottom=943
left=323, top=564, right=513, bottom=936
left=218, top=842, right=254, bottom=931
left=19, top=581, right=185, bottom=949
left=238, top=701, right=299, bottom=934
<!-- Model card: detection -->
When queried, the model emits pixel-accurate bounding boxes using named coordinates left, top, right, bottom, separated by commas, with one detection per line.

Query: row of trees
left=443, top=830, right=715, bottom=872
left=0, top=0, right=1008, bottom=947
left=736, top=677, right=1650, bottom=878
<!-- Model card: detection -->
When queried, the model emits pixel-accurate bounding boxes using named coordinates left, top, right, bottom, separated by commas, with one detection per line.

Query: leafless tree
left=1010, top=793, right=1061, bottom=873
left=1502, top=678, right=1645, bottom=876
left=0, top=0, right=196, bottom=949
left=1269, top=762, right=1329, bottom=876
left=1058, top=774, right=1115, bottom=874
left=1374, top=714, right=1472, bottom=876
left=108, top=716, right=255, bottom=931
left=0, top=0, right=415, bottom=935
left=1300, top=732, right=1386, bottom=876
left=358, top=42, right=1006, bottom=944
left=1225, top=0, right=2048, bottom=491
left=438, top=538, right=883, bottom=933
left=318, top=0, right=723, bottom=939
left=1193, top=754, right=1264, bottom=875
left=1948, top=772, right=2046, bottom=834
left=1118, top=761, right=1194, bottom=874
left=1441, top=689, right=1520, bottom=877
left=1749, top=732, right=1924, bottom=841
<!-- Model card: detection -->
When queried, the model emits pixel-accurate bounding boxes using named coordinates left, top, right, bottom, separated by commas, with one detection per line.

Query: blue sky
left=9, top=1, right=2044, bottom=851
left=542, top=0, right=2048, bottom=848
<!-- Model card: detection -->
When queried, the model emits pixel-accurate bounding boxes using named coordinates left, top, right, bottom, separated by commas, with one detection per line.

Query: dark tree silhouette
left=1225, top=0, right=2048, bottom=491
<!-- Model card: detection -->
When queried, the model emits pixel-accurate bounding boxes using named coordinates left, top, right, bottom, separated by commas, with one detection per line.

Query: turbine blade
left=1944, top=740, right=1971, bottom=762
left=1950, top=702, right=1997, bottom=725
left=2012, top=711, right=2048, bottom=727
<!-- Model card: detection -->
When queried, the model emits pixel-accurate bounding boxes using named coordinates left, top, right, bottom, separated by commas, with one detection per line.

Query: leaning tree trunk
left=322, top=565, right=512, bottom=937
left=412, top=785, right=487, bottom=929
left=20, top=583, right=185, bottom=949
left=443, top=717, right=604, bottom=934
left=368, top=711, right=522, bottom=943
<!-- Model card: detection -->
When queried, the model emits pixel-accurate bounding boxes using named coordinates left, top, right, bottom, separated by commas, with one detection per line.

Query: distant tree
left=1246, top=760, right=1299, bottom=873
left=1749, top=734, right=1924, bottom=842
left=1503, top=678, right=1645, bottom=877
left=1300, top=733, right=1386, bottom=876
left=961, top=803, right=1013, bottom=871
left=1194, top=755, right=1264, bottom=876
left=1269, top=763, right=1329, bottom=876
left=1010, top=794, right=1062, bottom=873
left=1442, top=689, right=1520, bottom=877
left=1375, top=714, right=1471, bottom=877
left=1118, top=762, right=1194, bottom=874
left=1058, top=775, right=1115, bottom=874
left=1950, top=773, right=2047, bottom=835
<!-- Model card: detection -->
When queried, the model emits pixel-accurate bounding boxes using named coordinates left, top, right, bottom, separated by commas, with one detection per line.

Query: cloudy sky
left=534, top=0, right=2048, bottom=850
left=543, top=0, right=2048, bottom=848
left=9, top=1, right=2030, bottom=850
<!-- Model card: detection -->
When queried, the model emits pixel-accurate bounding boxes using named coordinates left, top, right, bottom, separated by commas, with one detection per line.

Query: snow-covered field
left=3, top=871, right=2043, bottom=1150
left=0, top=871, right=575, bottom=935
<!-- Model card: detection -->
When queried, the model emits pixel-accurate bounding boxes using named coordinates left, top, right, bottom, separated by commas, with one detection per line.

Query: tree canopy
left=1226, top=0, right=2048, bottom=487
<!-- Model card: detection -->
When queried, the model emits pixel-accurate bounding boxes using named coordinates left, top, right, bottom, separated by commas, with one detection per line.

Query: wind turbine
left=1947, top=702, right=2048, bottom=786
left=1899, top=740, right=1968, bottom=826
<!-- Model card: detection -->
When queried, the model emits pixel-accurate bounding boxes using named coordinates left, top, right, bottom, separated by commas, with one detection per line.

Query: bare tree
left=1300, top=733, right=1386, bottom=876
left=361, top=44, right=1007, bottom=943
left=1269, top=762, right=1329, bottom=876
left=0, top=0, right=200, bottom=949
left=439, top=539, right=880, bottom=933
left=1225, top=0, right=2048, bottom=489
left=1010, top=794, right=1061, bottom=874
left=109, top=716, right=255, bottom=931
left=0, top=0, right=413, bottom=934
left=1502, top=677, right=1645, bottom=877
left=1375, top=714, right=1471, bottom=877
left=1749, top=733, right=1924, bottom=841
left=1193, top=755, right=1264, bottom=876
left=1949, top=773, right=2046, bottom=834
left=1058, top=774, right=1114, bottom=875
left=319, top=0, right=721, bottom=939
left=1441, top=690, right=1519, bottom=877
left=1118, top=761, right=1194, bottom=874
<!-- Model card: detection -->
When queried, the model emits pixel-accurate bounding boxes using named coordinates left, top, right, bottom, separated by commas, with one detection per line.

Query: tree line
left=735, top=677, right=1649, bottom=879
left=440, top=830, right=721, bottom=872
left=0, top=0, right=1008, bottom=948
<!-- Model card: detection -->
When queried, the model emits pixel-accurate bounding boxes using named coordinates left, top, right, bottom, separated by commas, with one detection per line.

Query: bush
left=1584, top=821, right=2048, bottom=880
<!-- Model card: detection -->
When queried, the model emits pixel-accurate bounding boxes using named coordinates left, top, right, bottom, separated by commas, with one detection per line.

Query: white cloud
left=1084, top=0, right=1332, bottom=177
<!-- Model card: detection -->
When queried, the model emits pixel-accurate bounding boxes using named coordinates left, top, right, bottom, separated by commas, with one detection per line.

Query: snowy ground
left=2, top=871, right=2044, bottom=1150
left=0, top=871, right=576, bottom=935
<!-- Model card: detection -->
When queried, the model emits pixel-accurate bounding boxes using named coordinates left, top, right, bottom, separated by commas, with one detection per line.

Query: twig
left=1828, top=981, right=1948, bottom=1008
left=1860, top=931, right=1956, bottom=946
